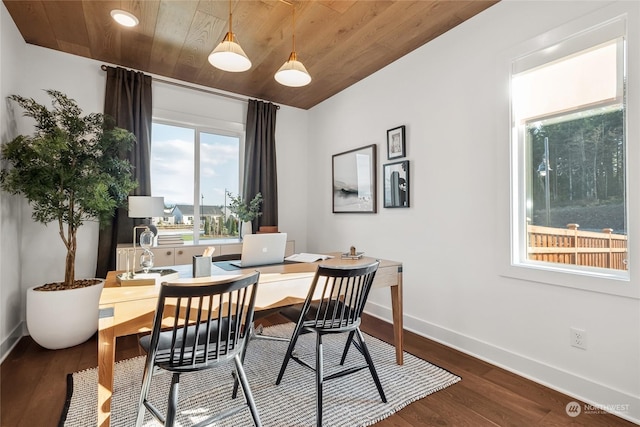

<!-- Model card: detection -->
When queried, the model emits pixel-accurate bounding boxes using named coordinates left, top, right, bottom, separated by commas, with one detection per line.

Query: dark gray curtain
left=95, top=66, right=152, bottom=278
left=243, top=100, right=279, bottom=231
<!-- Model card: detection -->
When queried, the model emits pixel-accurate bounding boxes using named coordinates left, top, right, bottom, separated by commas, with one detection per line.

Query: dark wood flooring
left=1, top=314, right=634, bottom=426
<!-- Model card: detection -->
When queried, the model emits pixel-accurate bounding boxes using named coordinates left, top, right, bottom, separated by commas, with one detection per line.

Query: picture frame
left=332, top=144, right=377, bottom=213
left=383, top=160, right=410, bottom=208
left=386, top=125, right=406, bottom=159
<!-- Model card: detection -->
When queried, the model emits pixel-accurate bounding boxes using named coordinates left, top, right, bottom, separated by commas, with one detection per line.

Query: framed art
left=386, top=125, right=406, bottom=159
left=383, top=160, right=410, bottom=208
left=332, top=144, right=377, bottom=213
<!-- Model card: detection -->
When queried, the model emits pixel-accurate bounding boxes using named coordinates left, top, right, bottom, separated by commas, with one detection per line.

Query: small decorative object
left=332, top=144, right=377, bottom=213
left=227, top=191, right=263, bottom=238
left=139, top=228, right=155, bottom=273
left=193, top=255, right=212, bottom=278
left=387, top=125, right=406, bottom=159
left=128, top=195, right=165, bottom=277
left=384, top=160, right=410, bottom=208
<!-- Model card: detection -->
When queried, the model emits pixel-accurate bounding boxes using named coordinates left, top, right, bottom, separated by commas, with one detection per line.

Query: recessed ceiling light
left=110, top=9, right=139, bottom=27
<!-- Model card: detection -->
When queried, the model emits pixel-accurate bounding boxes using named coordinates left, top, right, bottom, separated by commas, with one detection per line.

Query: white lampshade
left=208, top=32, right=252, bottom=72
left=275, top=52, right=311, bottom=87
left=110, top=9, right=139, bottom=27
left=128, top=196, right=165, bottom=218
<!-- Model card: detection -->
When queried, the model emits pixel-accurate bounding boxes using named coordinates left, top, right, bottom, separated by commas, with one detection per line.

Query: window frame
left=497, top=3, right=639, bottom=299
left=151, top=114, right=245, bottom=244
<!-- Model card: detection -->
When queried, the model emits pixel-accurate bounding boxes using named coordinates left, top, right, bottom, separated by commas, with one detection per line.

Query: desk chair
left=275, top=262, right=387, bottom=426
left=135, top=272, right=262, bottom=427
left=211, top=253, right=289, bottom=343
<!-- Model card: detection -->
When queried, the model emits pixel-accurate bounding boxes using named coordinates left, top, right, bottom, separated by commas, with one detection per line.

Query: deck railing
left=528, top=224, right=628, bottom=270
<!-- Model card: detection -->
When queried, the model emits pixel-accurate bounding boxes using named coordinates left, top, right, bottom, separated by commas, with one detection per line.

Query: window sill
left=500, top=261, right=638, bottom=299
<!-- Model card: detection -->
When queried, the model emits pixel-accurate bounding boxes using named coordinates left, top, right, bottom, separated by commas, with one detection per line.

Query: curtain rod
left=100, top=65, right=279, bottom=109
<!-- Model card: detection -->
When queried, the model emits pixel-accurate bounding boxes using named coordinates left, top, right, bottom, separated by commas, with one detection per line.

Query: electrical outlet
left=570, top=327, right=587, bottom=350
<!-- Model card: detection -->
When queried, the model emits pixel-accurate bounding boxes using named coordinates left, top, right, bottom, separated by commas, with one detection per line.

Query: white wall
left=307, top=0, right=639, bottom=423
left=0, top=1, right=26, bottom=361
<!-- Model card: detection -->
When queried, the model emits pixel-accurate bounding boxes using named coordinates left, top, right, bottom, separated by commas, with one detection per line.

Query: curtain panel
left=243, top=100, right=279, bottom=231
left=96, top=66, right=153, bottom=278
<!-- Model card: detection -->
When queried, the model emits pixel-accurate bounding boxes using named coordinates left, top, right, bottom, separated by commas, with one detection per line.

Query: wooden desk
left=97, top=254, right=403, bottom=426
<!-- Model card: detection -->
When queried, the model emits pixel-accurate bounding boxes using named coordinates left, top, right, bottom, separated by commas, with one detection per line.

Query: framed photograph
left=386, top=125, right=406, bottom=159
left=332, top=144, right=377, bottom=213
left=383, top=160, right=410, bottom=208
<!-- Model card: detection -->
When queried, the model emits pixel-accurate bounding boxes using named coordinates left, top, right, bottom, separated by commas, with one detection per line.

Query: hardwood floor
left=1, top=314, right=634, bottom=427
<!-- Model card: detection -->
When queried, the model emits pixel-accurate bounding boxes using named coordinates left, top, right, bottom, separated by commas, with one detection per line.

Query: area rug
left=61, top=323, right=461, bottom=427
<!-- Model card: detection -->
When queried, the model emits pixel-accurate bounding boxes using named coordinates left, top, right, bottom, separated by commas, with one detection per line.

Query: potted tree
left=1, top=90, right=137, bottom=349
left=226, top=191, right=263, bottom=239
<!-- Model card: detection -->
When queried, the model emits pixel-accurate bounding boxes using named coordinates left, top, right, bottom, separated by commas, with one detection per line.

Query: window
left=150, top=121, right=241, bottom=244
left=511, top=17, right=628, bottom=277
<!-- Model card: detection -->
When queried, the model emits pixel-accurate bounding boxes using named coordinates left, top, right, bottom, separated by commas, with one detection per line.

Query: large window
left=511, top=17, right=628, bottom=276
left=150, top=121, right=241, bottom=244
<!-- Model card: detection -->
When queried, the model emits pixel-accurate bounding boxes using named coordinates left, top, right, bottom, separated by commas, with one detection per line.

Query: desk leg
left=390, top=267, right=404, bottom=365
left=98, top=308, right=115, bottom=427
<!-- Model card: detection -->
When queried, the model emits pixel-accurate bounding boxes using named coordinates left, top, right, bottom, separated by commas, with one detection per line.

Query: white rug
left=61, top=323, right=461, bottom=426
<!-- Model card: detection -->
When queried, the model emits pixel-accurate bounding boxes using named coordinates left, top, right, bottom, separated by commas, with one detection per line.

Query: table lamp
left=128, top=196, right=165, bottom=277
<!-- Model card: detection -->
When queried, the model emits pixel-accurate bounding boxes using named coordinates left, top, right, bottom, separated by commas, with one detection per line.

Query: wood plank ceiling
left=4, top=0, right=497, bottom=109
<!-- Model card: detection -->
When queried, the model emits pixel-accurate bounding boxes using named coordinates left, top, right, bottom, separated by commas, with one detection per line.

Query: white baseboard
left=364, top=303, right=640, bottom=425
left=0, top=321, right=26, bottom=364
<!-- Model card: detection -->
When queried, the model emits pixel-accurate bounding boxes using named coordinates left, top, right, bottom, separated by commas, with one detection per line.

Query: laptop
left=230, top=233, right=288, bottom=268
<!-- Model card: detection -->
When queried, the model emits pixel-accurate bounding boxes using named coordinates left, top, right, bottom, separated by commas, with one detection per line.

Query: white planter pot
left=26, top=279, right=105, bottom=350
left=240, top=220, right=253, bottom=239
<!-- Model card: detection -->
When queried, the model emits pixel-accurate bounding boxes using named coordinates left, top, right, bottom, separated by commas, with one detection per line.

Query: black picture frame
left=332, top=144, right=377, bottom=213
left=383, top=160, right=410, bottom=208
left=386, top=125, right=406, bottom=159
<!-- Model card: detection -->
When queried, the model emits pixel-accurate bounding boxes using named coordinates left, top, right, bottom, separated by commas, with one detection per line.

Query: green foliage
left=527, top=109, right=625, bottom=231
left=226, top=216, right=238, bottom=235
left=0, top=90, right=137, bottom=285
left=226, top=191, right=263, bottom=222
left=528, top=109, right=624, bottom=205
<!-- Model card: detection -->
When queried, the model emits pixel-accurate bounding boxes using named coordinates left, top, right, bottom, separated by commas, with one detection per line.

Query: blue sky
left=150, top=123, right=239, bottom=206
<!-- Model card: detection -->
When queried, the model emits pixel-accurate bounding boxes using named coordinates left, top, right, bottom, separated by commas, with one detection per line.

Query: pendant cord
left=228, top=0, right=233, bottom=34
left=292, top=7, right=296, bottom=52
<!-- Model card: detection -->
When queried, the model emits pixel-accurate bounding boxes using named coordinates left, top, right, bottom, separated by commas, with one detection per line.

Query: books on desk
left=116, top=269, right=180, bottom=286
left=157, top=235, right=184, bottom=246
left=285, top=253, right=334, bottom=263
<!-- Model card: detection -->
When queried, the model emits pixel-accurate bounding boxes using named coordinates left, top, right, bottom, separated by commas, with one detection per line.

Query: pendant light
left=275, top=5, right=311, bottom=87
left=208, top=0, right=252, bottom=72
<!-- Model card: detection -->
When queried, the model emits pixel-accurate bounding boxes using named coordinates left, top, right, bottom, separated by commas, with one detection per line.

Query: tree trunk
left=65, top=229, right=76, bottom=286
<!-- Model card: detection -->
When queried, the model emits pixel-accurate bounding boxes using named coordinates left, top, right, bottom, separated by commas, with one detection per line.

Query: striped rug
left=61, top=323, right=460, bottom=427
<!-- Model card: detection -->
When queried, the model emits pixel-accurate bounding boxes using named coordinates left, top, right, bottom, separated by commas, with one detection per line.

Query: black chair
left=135, top=272, right=262, bottom=427
left=275, top=261, right=387, bottom=426
left=211, top=253, right=289, bottom=343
